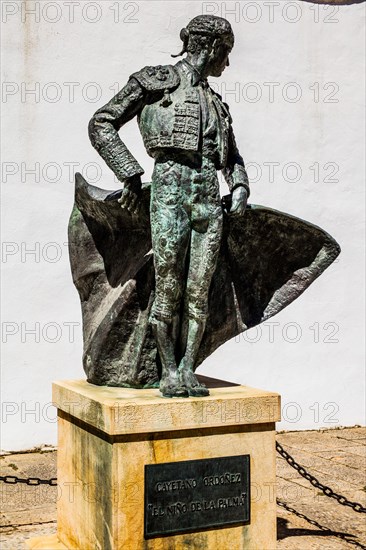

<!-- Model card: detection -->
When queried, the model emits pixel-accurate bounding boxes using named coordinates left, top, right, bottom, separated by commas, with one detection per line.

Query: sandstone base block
left=27, top=378, right=281, bottom=550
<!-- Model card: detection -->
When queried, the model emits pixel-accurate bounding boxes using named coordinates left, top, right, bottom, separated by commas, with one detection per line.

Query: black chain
left=0, top=475, right=57, bottom=486
left=277, top=499, right=366, bottom=550
left=276, top=441, right=366, bottom=513
left=1, top=444, right=365, bottom=514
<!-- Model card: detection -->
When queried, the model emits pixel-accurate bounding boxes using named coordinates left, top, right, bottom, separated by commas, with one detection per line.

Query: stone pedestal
left=27, top=378, right=280, bottom=550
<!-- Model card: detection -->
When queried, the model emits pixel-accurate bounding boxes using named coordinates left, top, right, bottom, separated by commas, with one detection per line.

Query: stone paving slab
left=0, top=522, right=57, bottom=550
left=1, top=428, right=365, bottom=549
left=318, top=450, right=366, bottom=470
left=343, top=446, right=366, bottom=459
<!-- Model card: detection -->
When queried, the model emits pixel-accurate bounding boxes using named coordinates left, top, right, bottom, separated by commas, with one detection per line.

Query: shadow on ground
left=277, top=517, right=357, bottom=542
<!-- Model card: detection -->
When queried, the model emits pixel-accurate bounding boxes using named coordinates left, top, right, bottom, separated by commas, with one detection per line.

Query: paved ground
left=276, top=427, right=366, bottom=550
left=1, top=427, right=365, bottom=549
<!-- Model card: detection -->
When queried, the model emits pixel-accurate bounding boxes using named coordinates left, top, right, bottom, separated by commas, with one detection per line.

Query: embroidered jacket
left=89, top=61, right=249, bottom=194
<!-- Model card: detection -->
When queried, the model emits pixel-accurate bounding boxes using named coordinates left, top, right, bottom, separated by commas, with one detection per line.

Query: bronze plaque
left=144, top=455, right=250, bottom=538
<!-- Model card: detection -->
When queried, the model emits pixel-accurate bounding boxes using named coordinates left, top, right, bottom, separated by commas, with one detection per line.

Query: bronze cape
left=69, top=173, right=340, bottom=387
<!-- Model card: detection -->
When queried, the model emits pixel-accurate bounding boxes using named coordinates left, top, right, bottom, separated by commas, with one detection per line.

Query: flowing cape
left=69, top=173, right=340, bottom=387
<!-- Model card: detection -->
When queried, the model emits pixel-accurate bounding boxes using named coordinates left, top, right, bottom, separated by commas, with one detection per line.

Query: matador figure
left=89, top=16, right=249, bottom=397
left=69, top=15, right=339, bottom=398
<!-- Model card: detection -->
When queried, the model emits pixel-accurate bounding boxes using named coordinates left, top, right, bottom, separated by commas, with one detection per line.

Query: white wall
left=1, top=0, right=365, bottom=451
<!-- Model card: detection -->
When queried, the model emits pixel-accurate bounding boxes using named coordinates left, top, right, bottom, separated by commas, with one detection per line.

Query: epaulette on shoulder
left=129, top=64, right=180, bottom=92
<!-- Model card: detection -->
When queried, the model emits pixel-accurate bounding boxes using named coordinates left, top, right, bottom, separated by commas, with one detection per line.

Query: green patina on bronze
left=69, top=15, right=340, bottom=398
